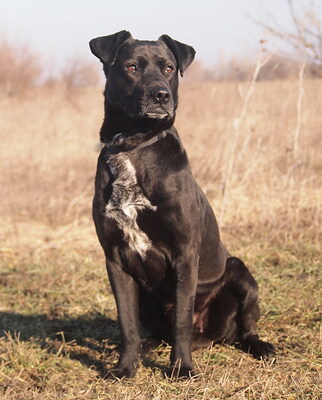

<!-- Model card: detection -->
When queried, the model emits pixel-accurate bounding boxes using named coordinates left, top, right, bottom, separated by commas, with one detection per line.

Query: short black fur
left=90, top=31, right=275, bottom=379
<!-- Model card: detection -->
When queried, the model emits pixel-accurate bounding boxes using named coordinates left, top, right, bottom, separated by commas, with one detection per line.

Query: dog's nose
left=151, top=87, right=170, bottom=104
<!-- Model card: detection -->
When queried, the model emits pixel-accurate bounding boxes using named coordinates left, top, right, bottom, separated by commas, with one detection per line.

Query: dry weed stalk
left=219, top=50, right=273, bottom=225
left=293, top=57, right=306, bottom=160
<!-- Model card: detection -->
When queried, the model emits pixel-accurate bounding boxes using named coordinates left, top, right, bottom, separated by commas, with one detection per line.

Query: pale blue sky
left=0, top=0, right=308, bottom=71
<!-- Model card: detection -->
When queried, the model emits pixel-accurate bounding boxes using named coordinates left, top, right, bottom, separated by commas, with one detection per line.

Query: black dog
left=89, top=31, right=274, bottom=379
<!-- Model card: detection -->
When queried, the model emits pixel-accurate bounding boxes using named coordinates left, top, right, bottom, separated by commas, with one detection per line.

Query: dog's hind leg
left=224, top=257, right=275, bottom=359
left=203, top=286, right=239, bottom=346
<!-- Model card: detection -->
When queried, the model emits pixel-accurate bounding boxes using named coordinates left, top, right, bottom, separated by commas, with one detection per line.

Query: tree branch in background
left=249, top=0, right=322, bottom=76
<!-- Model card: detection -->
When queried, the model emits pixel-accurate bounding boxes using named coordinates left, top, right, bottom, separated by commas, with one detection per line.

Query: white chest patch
left=105, top=153, right=156, bottom=259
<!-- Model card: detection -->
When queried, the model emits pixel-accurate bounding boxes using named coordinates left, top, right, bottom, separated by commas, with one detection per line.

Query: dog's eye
left=165, top=65, right=174, bottom=74
left=126, top=64, right=137, bottom=73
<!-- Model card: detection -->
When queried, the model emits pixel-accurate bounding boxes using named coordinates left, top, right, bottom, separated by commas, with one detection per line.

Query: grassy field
left=0, top=77, right=321, bottom=399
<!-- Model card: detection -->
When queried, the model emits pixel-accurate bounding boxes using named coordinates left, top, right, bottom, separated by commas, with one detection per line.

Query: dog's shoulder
left=94, top=146, right=111, bottom=188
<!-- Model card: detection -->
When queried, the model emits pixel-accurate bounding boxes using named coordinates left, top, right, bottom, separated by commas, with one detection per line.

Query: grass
left=0, top=77, right=321, bottom=399
left=0, top=246, right=320, bottom=399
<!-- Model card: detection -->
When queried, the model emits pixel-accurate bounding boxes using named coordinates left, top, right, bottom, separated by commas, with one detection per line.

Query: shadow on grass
left=0, top=311, right=122, bottom=377
left=0, top=311, right=169, bottom=377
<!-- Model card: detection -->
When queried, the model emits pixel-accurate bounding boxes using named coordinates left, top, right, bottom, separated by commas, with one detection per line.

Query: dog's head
left=89, top=31, right=195, bottom=122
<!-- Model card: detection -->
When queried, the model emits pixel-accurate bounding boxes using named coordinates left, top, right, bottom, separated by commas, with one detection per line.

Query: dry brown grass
left=1, top=78, right=320, bottom=250
left=0, top=77, right=321, bottom=399
left=178, top=78, right=321, bottom=245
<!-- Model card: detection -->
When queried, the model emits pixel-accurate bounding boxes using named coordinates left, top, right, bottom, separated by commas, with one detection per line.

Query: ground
left=0, top=79, right=321, bottom=399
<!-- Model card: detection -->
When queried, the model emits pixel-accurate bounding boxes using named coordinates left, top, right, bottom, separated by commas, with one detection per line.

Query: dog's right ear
left=89, top=30, right=132, bottom=65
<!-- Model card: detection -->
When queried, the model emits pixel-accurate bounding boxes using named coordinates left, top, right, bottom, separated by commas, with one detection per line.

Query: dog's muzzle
left=144, top=86, right=173, bottom=119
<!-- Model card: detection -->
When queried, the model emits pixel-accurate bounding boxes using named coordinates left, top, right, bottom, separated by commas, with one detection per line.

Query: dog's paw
left=167, top=364, right=198, bottom=380
left=104, top=365, right=137, bottom=380
left=246, top=339, right=276, bottom=360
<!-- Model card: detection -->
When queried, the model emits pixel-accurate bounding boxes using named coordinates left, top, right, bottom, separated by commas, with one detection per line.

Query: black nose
left=151, top=86, right=170, bottom=104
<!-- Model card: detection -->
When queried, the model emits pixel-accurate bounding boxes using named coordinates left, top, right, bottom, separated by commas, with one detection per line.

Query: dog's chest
left=105, top=153, right=156, bottom=258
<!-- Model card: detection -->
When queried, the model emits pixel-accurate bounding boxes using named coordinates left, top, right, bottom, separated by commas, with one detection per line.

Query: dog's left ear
left=159, top=35, right=196, bottom=77
left=89, top=30, right=132, bottom=65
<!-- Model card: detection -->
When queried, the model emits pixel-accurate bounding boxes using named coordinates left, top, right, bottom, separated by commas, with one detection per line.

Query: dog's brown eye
left=165, top=65, right=174, bottom=74
left=126, top=64, right=137, bottom=73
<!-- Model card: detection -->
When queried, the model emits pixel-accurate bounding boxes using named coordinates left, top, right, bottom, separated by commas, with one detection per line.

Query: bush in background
left=0, top=37, right=43, bottom=96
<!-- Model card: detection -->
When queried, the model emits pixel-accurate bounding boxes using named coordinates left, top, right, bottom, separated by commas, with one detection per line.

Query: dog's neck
left=99, top=102, right=175, bottom=143
left=103, top=130, right=168, bottom=154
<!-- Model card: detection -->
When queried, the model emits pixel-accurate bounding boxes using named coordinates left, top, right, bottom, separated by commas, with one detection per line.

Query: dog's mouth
left=144, top=111, right=169, bottom=119
left=143, top=103, right=174, bottom=120
left=126, top=107, right=173, bottom=120
left=124, top=94, right=175, bottom=121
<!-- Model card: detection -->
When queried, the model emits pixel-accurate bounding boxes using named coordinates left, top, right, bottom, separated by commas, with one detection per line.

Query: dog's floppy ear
left=159, top=35, right=195, bottom=77
left=89, top=30, right=132, bottom=64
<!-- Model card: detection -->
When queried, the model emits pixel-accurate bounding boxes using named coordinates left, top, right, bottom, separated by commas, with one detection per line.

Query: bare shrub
left=185, top=56, right=254, bottom=82
left=257, top=54, right=299, bottom=80
left=251, top=0, right=322, bottom=77
left=184, top=59, right=214, bottom=83
left=185, top=53, right=309, bottom=82
left=214, top=55, right=254, bottom=81
left=59, top=56, right=102, bottom=89
left=0, top=37, right=43, bottom=96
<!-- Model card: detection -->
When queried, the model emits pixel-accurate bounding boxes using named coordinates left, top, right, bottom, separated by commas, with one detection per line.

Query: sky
left=0, top=0, right=310, bottom=72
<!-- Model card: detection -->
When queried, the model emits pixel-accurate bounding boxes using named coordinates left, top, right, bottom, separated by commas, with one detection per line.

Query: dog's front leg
left=170, top=254, right=198, bottom=378
left=105, top=257, right=141, bottom=379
